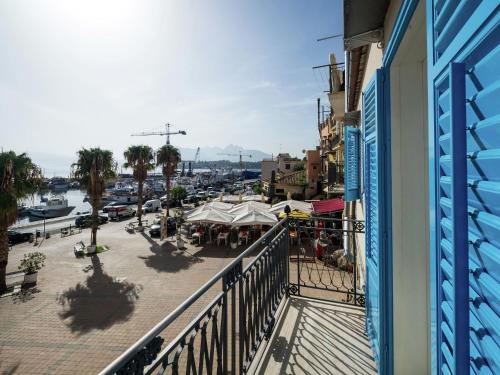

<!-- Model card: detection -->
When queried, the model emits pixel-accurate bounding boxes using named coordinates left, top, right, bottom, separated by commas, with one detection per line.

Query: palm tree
left=156, top=145, right=181, bottom=217
left=0, top=151, right=42, bottom=293
left=73, top=148, right=116, bottom=247
left=123, top=145, right=155, bottom=226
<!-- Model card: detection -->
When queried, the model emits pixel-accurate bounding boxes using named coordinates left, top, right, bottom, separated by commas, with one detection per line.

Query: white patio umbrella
left=268, top=199, right=313, bottom=215
left=231, top=210, right=278, bottom=226
left=221, top=195, right=241, bottom=203
left=186, top=207, right=235, bottom=225
left=206, top=201, right=234, bottom=211
left=242, top=194, right=264, bottom=202
left=185, top=201, right=234, bottom=217
left=228, top=201, right=271, bottom=216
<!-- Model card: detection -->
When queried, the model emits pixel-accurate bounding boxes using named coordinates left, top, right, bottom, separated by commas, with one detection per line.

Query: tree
left=171, top=186, right=187, bottom=206
left=73, top=148, right=116, bottom=246
left=0, top=151, right=42, bottom=293
left=157, top=145, right=181, bottom=217
left=253, top=184, right=263, bottom=194
left=123, top=145, right=155, bottom=226
left=293, top=163, right=305, bottom=172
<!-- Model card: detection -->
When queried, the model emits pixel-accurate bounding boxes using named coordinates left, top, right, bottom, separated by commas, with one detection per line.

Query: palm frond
left=0, top=151, right=43, bottom=226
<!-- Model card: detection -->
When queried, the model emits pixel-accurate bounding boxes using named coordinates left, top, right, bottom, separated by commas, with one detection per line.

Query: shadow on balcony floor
left=250, top=296, right=377, bottom=375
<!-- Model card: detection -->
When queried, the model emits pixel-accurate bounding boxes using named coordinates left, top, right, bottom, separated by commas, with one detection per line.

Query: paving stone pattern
left=0, top=216, right=254, bottom=374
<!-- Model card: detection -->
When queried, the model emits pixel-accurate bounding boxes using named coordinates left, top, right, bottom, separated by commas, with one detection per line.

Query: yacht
left=28, top=196, right=74, bottom=218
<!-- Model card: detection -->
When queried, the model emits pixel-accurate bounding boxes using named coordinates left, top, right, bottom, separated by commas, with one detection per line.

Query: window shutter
left=344, top=126, right=360, bottom=201
left=429, top=1, right=499, bottom=373
left=363, top=69, right=387, bottom=371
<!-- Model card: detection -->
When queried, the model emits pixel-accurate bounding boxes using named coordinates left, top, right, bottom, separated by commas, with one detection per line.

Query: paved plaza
left=0, top=216, right=253, bottom=374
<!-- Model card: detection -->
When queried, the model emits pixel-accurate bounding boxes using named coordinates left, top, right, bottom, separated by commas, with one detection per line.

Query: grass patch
left=95, top=245, right=109, bottom=254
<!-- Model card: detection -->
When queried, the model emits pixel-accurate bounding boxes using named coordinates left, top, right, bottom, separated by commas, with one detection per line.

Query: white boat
left=111, top=190, right=138, bottom=204
left=28, top=197, right=75, bottom=218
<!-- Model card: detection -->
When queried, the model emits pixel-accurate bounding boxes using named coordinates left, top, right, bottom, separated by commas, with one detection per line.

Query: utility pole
left=317, top=98, right=321, bottom=134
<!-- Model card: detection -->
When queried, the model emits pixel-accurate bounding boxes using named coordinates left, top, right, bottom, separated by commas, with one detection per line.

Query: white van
left=108, top=205, right=136, bottom=221
left=143, top=199, right=161, bottom=213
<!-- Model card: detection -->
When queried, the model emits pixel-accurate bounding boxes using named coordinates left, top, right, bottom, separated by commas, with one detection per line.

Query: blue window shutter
left=363, top=68, right=387, bottom=373
left=344, top=126, right=360, bottom=201
left=429, top=1, right=500, bottom=373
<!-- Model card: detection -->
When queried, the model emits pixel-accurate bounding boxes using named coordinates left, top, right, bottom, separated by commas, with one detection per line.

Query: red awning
left=312, top=198, right=344, bottom=214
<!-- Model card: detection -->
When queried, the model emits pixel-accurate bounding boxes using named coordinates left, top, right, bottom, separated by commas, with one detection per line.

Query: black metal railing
left=100, top=219, right=289, bottom=375
left=101, top=215, right=365, bottom=375
left=288, top=217, right=365, bottom=306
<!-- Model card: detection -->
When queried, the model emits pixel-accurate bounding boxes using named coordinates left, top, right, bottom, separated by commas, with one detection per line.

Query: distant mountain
left=179, top=144, right=272, bottom=162
left=26, top=146, right=272, bottom=177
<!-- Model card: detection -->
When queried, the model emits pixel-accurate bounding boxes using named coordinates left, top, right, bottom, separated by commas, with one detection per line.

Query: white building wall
left=389, top=2, right=430, bottom=373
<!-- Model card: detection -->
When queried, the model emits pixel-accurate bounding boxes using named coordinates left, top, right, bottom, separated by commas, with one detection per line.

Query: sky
left=0, top=0, right=344, bottom=173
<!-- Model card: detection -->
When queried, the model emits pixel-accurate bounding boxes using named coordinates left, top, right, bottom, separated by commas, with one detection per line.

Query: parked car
left=102, top=201, right=121, bottom=213
left=143, top=199, right=161, bottom=213
left=196, top=191, right=207, bottom=199
left=184, top=194, right=199, bottom=204
left=208, top=191, right=220, bottom=198
left=75, top=215, right=109, bottom=228
left=107, top=205, right=136, bottom=221
left=149, top=217, right=176, bottom=237
left=8, top=230, right=32, bottom=245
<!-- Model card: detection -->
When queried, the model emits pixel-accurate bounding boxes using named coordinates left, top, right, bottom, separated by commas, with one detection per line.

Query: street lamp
left=42, top=209, right=46, bottom=239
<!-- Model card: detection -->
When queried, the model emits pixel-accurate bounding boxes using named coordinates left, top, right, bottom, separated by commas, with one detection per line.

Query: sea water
left=17, top=189, right=91, bottom=224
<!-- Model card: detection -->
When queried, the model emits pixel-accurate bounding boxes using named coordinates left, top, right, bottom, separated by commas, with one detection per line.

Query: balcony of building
left=99, top=217, right=373, bottom=375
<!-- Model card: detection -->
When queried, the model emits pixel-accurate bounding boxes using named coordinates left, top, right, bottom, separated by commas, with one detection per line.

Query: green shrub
left=19, top=252, right=46, bottom=274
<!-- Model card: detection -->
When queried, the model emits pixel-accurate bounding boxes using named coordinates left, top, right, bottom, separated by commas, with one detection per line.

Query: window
left=285, top=164, right=290, bottom=169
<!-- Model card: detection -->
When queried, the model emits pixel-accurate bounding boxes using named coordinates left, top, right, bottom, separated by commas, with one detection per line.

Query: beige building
left=261, top=151, right=320, bottom=201
left=318, top=53, right=346, bottom=198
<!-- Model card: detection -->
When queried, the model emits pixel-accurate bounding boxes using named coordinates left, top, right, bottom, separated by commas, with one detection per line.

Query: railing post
left=352, top=220, right=358, bottom=306
left=222, top=275, right=228, bottom=375
left=231, top=283, right=236, bottom=375
left=239, top=272, right=245, bottom=375
left=295, top=220, right=301, bottom=296
left=285, top=219, right=290, bottom=295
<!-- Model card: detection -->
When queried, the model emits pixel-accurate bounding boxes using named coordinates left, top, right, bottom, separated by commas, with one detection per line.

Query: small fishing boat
left=28, top=196, right=75, bottom=218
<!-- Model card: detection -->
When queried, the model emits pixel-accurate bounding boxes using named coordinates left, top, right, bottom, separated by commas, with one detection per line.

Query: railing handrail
left=99, top=217, right=288, bottom=375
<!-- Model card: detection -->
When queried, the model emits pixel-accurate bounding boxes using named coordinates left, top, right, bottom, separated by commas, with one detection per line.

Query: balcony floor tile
left=250, top=296, right=377, bottom=375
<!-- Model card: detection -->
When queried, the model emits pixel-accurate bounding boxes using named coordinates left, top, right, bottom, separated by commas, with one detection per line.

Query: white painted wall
left=389, top=1, right=430, bottom=373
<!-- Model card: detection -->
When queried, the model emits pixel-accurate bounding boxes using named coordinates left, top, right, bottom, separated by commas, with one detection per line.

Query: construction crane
left=131, top=123, right=186, bottom=145
left=217, top=151, right=252, bottom=171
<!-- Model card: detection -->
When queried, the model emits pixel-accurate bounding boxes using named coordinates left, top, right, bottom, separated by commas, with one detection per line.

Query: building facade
left=261, top=151, right=321, bottom=200
left=319, top=53, right=347, bottom=197
left=343, top=0, right=499, bottom=374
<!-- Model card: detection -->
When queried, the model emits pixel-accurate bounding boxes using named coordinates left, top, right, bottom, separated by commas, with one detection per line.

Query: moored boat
left=28, top=196, right=75, bottom=218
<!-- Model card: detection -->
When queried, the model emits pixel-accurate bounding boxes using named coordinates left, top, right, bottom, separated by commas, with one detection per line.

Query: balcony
left=99, top=217, right=372, bottom=375
left=250, top=297, right=376, bottom=374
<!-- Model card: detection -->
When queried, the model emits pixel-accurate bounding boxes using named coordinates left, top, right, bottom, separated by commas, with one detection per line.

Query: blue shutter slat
left=467, top=210, right=500, bottom=249
left=466, top=114, right=500, bottom=153
left=467, top=150, right=500, bottom=181
left=469, top=240, right=500, bottom=285
left=467, top=180, right=500, bottom=217
left=434, top=0, right=481, bottom=56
